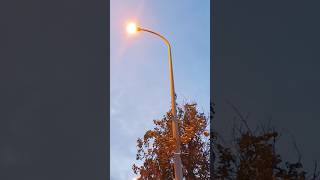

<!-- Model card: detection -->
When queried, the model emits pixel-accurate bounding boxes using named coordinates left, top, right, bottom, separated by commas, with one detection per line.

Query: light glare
left=126, top=22, right=138, bottom=34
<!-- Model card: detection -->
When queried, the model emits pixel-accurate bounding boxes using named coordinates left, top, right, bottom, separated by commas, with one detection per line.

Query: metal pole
left=138, top=28, right=183, bottom=180
left=167, top=43, right=184, bottom=180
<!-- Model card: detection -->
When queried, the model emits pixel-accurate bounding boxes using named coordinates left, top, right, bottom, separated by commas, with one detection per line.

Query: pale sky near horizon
left=110, top=1, right=210, bottom=179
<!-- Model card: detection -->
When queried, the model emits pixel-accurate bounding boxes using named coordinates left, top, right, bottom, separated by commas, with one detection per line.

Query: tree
left=132, top=102, right=319, bottom=179
left=132, top=103, right=210, bottom=179
left=211, top=102, right=312, bottom=180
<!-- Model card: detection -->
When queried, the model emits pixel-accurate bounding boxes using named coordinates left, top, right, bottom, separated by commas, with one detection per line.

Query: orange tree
left=132, top=103, right=210, bottom=179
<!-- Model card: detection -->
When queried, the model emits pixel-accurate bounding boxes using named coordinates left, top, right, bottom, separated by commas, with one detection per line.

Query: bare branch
left=225, top=99, right=252, bottom=134
left=288, top=132, right=302, bottom=163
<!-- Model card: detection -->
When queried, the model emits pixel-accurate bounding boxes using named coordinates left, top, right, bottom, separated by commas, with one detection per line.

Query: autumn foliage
left=132, top=103, right=210, bottom=179
left=133, top=102, right=318, bottom=179
left=211, top=102, right=317, bottom=180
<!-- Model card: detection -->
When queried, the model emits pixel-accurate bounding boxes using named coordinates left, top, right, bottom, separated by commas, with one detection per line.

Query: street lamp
left=126, top=22, right=183, bottom=180
left=126, top=22, right=138, bottom=34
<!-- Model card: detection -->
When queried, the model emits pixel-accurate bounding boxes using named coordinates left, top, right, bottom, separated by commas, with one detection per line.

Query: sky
left=214, top=0, right=320, bottom=172
left=110, top=0, right=210, bottom=179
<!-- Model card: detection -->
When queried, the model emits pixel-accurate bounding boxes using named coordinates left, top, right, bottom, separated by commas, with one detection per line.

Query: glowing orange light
left=126, top=22, right=138, bottom=34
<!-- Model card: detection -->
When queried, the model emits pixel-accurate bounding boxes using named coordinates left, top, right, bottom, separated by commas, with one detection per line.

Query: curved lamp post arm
left=138, top=28, right=172, bottom=48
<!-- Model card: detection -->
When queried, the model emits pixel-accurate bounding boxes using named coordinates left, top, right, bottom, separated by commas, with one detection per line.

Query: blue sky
left=110, top=1, right=210, bottom=179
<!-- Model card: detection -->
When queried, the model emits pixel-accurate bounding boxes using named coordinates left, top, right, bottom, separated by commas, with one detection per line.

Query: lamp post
left=126, top=22, right=183, bottom=180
